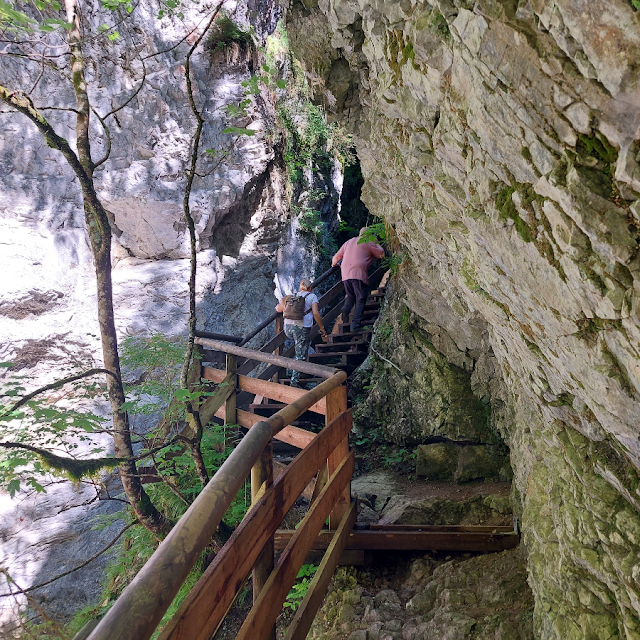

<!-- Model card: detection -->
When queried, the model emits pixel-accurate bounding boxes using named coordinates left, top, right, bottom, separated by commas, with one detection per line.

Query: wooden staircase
left=85, top=265, right=519, bottom=640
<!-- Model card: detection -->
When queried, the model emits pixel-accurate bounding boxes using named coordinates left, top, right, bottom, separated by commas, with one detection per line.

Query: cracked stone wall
left=287, top=0, right=640, bottom=637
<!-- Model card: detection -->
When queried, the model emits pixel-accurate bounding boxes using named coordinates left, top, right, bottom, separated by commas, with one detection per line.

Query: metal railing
left=194, top=264, right=341, bottom=346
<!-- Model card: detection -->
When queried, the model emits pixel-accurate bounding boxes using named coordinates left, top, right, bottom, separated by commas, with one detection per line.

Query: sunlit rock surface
left=287, top=0, right=640, bottom=636
left=0, top=0, right=295, bottom=627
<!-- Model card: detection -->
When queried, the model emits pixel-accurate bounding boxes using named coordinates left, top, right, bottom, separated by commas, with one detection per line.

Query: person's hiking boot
left=341, top=311, right=350, bottom=324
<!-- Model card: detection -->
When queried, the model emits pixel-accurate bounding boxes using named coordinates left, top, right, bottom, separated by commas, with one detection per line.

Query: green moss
left=546, top=392, right=575, bottom=408
left=575, top=133, right=619, bottom=199
left=402, top=41, right=414, bottom=63
left=600, top=344, right=634, bottom=397
left=496, top=186, right=533, bottom=243
left=550, top=161, right=568, bottom=186
left=575, top=316, right=624, bottom=342
left=400, top=305, right=412, bottom=331
left=206, top=14, right=254, bottom=52
left=461, top=256, right=482, bottom=292
left=521, top=146, right=534, bottom=166
left=536, top=202, right=568, bottom=282
left=524, top=337, right=545, bottom=358
left=576, top=133, right=618, bottom=166
left=449, top=220, right=469, bottom=233
left=387, top=35, right=420, bottom=80
left=430, top=10, right=451, bottom=43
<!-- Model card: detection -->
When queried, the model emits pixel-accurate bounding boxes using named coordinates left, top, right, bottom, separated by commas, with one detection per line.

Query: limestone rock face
left=288, top=0, right=640, bottom=636
left=309, top=551, right=534, bottom=640
left=353, top=282, right=498, bottom=445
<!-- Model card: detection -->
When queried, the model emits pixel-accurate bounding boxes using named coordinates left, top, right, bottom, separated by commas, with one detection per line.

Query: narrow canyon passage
left=1, top=0, right=640, bottom=638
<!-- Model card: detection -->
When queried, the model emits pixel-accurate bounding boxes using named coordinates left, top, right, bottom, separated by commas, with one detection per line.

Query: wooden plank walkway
left=274, top=527, right=519, bottom=553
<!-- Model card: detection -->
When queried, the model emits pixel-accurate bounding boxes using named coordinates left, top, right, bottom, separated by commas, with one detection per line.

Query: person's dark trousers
left=341, top=279, right=369, bottom=332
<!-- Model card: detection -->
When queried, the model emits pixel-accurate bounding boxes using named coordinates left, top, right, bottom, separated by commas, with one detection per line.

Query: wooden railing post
left=325, top=385, right=350, bottom=529
left=251, top=441, right=275, bottom=640
left=273, top=315, right=283, bottom=383
left=225, top=353, right=237, bottom=447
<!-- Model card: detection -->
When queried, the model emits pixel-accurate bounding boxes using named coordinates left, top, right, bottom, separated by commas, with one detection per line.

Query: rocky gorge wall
left=286, top=0, right=640, bottom=637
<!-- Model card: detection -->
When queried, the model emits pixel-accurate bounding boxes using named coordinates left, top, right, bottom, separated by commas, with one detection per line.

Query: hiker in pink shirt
left=332, top=228, right=384, bottom=332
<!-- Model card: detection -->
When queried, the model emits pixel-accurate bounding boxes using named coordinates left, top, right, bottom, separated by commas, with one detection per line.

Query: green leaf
left=222, top=126, right=256, bottom=137
left=27, top=478, right=45, bottom=493
left=0, top=362, right=13, bottom=368
left=275, top=79, right=286, bottom=89
left=42, top=18, right=74, bottom=29
left=7, top=478, right=20, bottom=498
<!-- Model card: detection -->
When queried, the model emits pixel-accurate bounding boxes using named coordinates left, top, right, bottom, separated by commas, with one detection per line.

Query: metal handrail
left=194, top=264, right=342, bottom=347
left=87, top=340, right=347, bottom=640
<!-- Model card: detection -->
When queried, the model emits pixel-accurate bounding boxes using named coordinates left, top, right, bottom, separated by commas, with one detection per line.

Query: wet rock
left=416, top=442, right=459, bottom=480
left=378, top=494, right=511, bottom=527
left=308, top=550, right=533, bottom=639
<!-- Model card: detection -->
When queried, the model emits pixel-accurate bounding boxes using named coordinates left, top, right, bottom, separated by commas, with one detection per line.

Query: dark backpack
left=282, top=292, right=310, bottom=320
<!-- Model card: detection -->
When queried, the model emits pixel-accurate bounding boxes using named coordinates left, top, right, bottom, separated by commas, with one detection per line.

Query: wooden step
left=325, top=333, right=370, bottom=344
left=338, top=324, right=375, bottom=335
left=308, top=352, right=368, bottom=364
left=331, top=330, right=373, bottom=340
left=274, top=528, right=520, bottom=553
left=315, top=342, right=367, bottom=353
left=279, top=377, right=325, bottom=385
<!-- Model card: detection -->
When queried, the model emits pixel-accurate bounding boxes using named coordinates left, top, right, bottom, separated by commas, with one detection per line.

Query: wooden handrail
left=157, top=410, right=353, bottom=640
left=87, top=371, right=347, bottom=640
left=203, top=367, right=327, bottom=414
left=195, top=337, right=339, bottom=379
left=236, top=452, right=355, bottom=639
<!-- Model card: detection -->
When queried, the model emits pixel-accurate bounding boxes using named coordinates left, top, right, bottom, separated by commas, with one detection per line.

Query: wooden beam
left=251, top=441, right=275, bottom=640
left=158, top=411, right=353, bottom=640
left=326, top=385, right=349, bottom=528
left=237, top=332, right=286, bottom=376
left=235, top=453, right=355, bottom=640
left=273, top=530, right=520, bottom=553
left=369, top=524, right=515, bottom=533
left=198, top=372, right=236, bottom=427
left=212, top=406, right=316, bottom=449
left=203, top=367, right=327, bottom=415
left=283, top=502, right=357, bottom=640
left=224, top=354, right=237, bottom=428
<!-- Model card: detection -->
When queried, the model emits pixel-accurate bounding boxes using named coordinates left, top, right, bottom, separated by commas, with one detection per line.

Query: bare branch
left=91, top=105, right=112, bottom=168
left=98, top=14, right=148, bottom=123
left=28, top=46, right=46, bottom=95
left=143, top=7, right=220, bottom=62
left=39, top=105, right=80, bottom=113
left=180, top=1, right=225, bottom=390
left=0, top=86, right=91, bottom=186
left=0, top=437, right=179, bottom=475
left=1, top=367, right=118, bottom=418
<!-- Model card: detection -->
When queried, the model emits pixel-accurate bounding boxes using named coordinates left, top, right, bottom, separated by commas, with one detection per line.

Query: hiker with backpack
left=275, top=278, right=327, bottom=388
